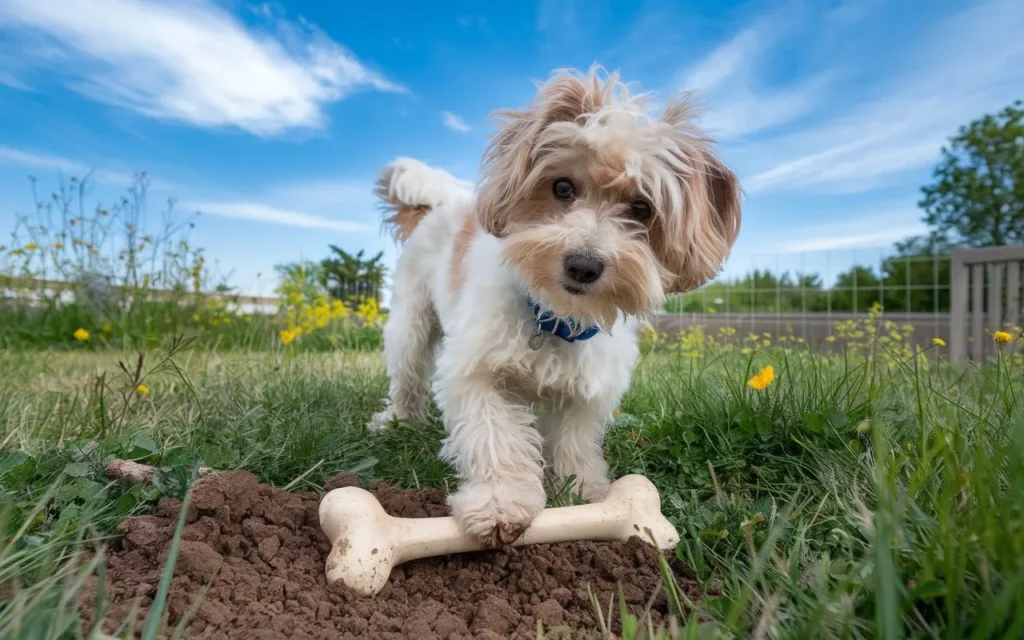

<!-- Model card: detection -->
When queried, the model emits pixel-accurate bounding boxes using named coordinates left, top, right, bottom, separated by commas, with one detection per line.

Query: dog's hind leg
left=368, top=279, right=439, bottom=431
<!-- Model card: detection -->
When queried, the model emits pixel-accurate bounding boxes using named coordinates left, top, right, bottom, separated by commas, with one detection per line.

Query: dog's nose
left=563, top=252, right=605, bottom=284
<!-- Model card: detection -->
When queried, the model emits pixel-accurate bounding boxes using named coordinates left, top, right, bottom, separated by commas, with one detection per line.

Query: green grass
left=1, top=338, right=1023, bottom=638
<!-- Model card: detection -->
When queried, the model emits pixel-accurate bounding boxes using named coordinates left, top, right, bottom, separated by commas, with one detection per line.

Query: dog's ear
left=662, top=155, right=742, bottom=293
left=477, top=68, right=612, bottom=237
left=651, top=98, right=742, bottom=293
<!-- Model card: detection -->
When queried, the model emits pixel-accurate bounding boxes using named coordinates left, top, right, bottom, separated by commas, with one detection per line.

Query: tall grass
left=1, top=327, right=1022, bottom=637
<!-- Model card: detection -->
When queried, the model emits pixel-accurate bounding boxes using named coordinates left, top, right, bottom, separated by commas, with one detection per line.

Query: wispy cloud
left=186, top=201, right=374, bottom=234
left=1, top=143, right=376, bottom=234
left=442, top=111, right=471, bottom=133
left=0, top=144, right=154, bottom=187
left=679, top=7, right=836, bottom=139
left=781, top=225, right=928, bottom=253
left=0, top=0, right=406, bottom=136
left=739, top=0, right=1024, bottom=194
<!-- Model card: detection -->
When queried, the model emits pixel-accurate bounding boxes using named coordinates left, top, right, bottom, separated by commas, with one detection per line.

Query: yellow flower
left=101, top=323, right=112, bottom=333
left=73, top=328, right=90, bottom=341
left=135, top=384, right=150, bottom=395
left=193, top=314, right=201, bottom=322
left=993, top=331, right=1013, bottom=344
left=9, top=249, right=25, bottom=256
left=932, top=337, right=946, bottom=347
left=24, top=243, right=38, bottom=251
left=280, top=328, right=297, bottom=345
left=826, top=335, right=837, bottom=343
left=747, top=365, right=775, bottom=390
left=53, top=243, right=64, bottom=250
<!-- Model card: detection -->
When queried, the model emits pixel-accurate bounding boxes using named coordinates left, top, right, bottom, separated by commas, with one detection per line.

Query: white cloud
left=781, top=225, right=928, bottom=253
left=1, top=144, right=377, bottom=234
left=442, top=111, right=471, bottom=133
left=0, top=0, right=405, bottom=135
left=679, top=8, right=835, bottom=139
left=0, top=144, right=149, bottom=187
left=187, top=201, right=374, bottom=234
left=741, top=0, right=1024, bottom=194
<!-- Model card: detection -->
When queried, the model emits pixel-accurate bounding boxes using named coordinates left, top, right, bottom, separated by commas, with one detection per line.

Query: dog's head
left=476, top=66, right=741, bottom=328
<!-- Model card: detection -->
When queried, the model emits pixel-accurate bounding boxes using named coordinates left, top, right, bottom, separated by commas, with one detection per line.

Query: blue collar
left=527, top=297, right=600, bottom=345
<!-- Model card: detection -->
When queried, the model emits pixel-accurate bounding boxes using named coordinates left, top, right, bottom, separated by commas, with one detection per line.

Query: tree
left=830, top=266, right=881, bottom=313
left=879, top=234, right=951, bottom=313
left=919, top=100, right=1024, bottom=247
left=319, top=246, right=385, bottom=305
left=274, top=260, right=325, bottom=302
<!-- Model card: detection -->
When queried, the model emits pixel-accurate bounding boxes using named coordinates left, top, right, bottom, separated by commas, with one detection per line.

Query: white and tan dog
left=369, top=66, right=741, bottom=546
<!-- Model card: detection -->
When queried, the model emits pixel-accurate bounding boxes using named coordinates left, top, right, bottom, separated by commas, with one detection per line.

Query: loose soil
left=80, top=470, right=697, bottom=639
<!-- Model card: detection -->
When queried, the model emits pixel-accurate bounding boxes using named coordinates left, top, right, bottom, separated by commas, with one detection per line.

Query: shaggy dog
left=369, top=66, right=741, bottom=546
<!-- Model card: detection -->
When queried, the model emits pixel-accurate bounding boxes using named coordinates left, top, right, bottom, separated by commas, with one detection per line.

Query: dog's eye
left=628, top=200, right=652, bottom=222
left=552, top=178, right=576, bottom=201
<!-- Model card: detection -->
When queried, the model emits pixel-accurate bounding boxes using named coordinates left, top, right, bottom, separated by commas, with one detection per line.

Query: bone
left=319, top=474, right=679, bottom=596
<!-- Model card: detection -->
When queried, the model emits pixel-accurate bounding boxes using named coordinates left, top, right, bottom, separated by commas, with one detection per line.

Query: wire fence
left=652, top=247, right=957, bottom=354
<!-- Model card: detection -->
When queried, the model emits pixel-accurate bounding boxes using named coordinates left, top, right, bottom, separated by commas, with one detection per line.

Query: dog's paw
left=448, top=479, right=545, bottom=547
left=367, top=407, right=398, bottom=432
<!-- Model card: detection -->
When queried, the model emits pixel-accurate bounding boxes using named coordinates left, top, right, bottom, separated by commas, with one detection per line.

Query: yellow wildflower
left=102, top=323, right=112, bottom=333
left=993, top=331, right=1012, bottom=344
left=747, top=365, right=775, bottom=390
left=826, top=335, right=837, bottom=343
left=73, top=328, right=90, bottom=341
left=280, top=328, right=297, bottom=345
left=932, top=337, right=946, bottom=347
left=24, top=243, right=38, bottom=251
left=9, top=249, right=25, bottom=256
left=136, top=384, right=150, bottom=395
left=193, top=314, right=201, bottom=322
left=53, top=243, right=64, bottom=250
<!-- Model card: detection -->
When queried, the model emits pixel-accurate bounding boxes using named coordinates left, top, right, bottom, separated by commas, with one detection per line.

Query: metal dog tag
left=528, top=328, right=545, bottom=350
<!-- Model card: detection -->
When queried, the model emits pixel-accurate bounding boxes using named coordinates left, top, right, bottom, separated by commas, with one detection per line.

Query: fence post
left=950, top=249, right=968, bottom=363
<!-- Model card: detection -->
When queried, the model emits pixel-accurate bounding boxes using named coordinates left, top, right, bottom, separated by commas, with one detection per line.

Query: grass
left=1, top=332, right=1023, bottom=639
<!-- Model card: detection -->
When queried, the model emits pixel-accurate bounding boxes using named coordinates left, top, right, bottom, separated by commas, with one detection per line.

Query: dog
left=369, top=66, right=741, bottom=546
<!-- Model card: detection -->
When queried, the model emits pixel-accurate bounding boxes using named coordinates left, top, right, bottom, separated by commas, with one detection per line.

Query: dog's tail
left=375, top=157, right=473, bottom=243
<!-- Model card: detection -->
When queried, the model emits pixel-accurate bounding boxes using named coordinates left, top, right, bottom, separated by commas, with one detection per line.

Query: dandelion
left=280, top=328, right=298, bottom=345
left=993, top=331, right=1012, bottom=344
left=747, top=365, right=775, bottom=390
left=932, top=337, right=946, bottom=347
left=73, top=328, right=90, bottom=341
left=136, top=384, right=150, bottom=395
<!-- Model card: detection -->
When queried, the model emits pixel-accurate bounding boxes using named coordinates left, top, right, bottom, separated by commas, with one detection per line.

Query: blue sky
left=1, top=0, right=1022, bottom=295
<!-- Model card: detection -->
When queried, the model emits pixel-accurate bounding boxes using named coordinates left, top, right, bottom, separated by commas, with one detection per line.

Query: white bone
left=319, top=474, right=679, bottom=595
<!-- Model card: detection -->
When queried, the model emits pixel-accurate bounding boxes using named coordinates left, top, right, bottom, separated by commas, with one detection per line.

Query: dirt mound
left=80, top=470, right=695, bottom=639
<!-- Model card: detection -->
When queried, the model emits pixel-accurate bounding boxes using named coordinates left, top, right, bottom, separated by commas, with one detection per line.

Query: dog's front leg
left=546, top=395, right=616, bottom=503
left=434, top=372, right=546, bottom=546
